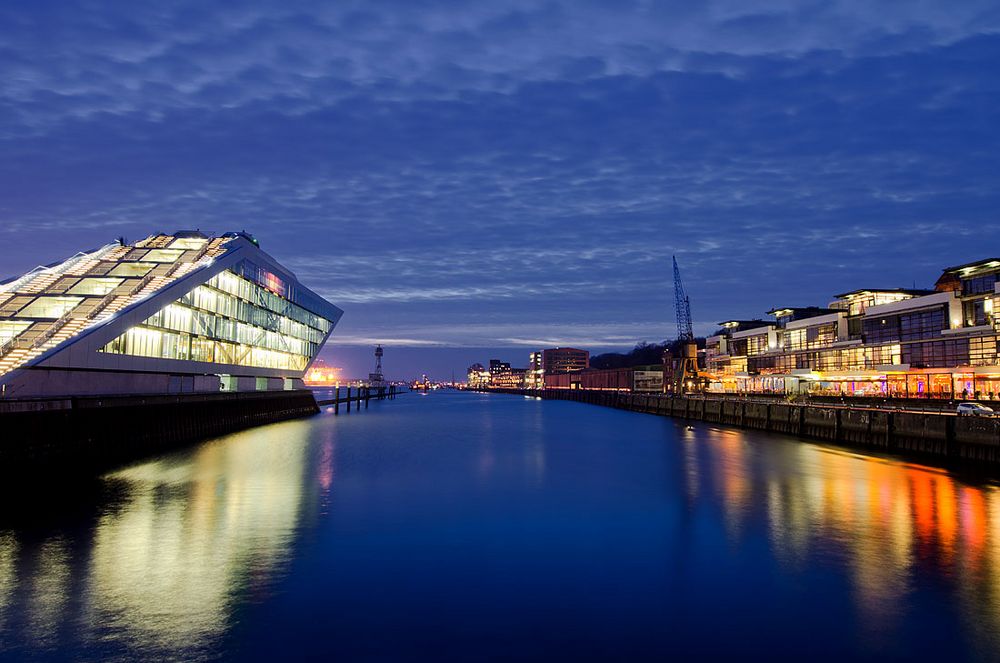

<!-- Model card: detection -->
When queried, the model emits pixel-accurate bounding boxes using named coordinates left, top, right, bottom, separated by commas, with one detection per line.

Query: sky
left=1, top=1, right=999, bottom=380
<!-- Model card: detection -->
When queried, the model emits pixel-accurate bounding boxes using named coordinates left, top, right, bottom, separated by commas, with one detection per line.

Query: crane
left=670, top=256, right=702, bottom=395
left=673, top=256, right=694, bottom=341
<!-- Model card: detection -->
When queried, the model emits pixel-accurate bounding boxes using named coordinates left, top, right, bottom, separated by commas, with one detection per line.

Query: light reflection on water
left=0, top=533, right=14, bottom=634
left=1, top=393, right=1000, bottom=659
left=692, top=423, right=1000, bottom=656
left=0, top=420, right=314, bottom=660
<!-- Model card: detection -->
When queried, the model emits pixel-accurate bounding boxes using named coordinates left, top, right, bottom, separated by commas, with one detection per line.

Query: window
left=15, top=296, right=83, bottom=319
left=902, top=339, right=969, bottom=368
left=169, top=237, right=207, bottom=250
left=963, top=299, right=989, bottom=327
left=864, top=315, right=900, bottom=344
left=746, top=335, right=769, bottom=356
left=66, top=277, right=124, bottom=296
left=963, top=274, right=998, bottom=296
left=805, top=323, right=836, bottom=348
left=786, top=329, right=807, bottom=351
left=110, top=262, right=155, bottom=277
left=969, top=336, right=998, bottom=366
left=899, top=307, right=946, bottom=341
left=100, top=268, right=330, bottom=372
left=143, top=249, right=185, bottom=263
left=865, top=344, right=901, bottom=368
left=0, top=320, right=31, bottom=344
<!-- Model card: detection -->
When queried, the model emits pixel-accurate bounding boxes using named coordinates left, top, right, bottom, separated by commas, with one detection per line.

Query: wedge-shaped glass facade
left=101, top=269, right=333, bottom=371
left=0, top=230, right=342, bottom=397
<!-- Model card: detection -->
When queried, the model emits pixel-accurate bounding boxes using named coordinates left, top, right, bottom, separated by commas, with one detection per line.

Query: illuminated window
left=0, top=320, right=31, bottom=344
left=110, top=262, right=156, bottom=277
left=100, top=268, right=330, bottom=372
left=169, top=237, right=208, bottom=250
left=66, top=277, right=124, bottom=296
left=15, top=296, right=83, bottom=319
left=143, top=249, right=185, bottom=263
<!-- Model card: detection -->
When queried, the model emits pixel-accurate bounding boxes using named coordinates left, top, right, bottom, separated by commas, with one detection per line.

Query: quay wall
left=0, top=389, right=320, bottom=474
left=484, top=389, right=1000, bottom=467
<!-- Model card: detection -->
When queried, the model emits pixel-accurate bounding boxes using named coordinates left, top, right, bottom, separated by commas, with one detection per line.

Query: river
left=2, top=391, right=1000, bottom=660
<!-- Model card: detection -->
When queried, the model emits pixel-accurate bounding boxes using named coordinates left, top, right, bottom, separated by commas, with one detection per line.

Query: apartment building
left=705, top=259, right=1000, bottom=398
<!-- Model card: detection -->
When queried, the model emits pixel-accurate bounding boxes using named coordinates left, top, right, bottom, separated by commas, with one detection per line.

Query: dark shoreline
left=0, top=390, right=320, bottom=478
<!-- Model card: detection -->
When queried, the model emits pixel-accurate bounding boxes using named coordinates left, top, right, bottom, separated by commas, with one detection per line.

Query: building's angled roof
left=941, top=258, right=1000, bottom=274
left=717, top=319, right=770, bottom=329
left=766, top=307, right=840, bottom=317
left=832, top=288, right=936, bottom=298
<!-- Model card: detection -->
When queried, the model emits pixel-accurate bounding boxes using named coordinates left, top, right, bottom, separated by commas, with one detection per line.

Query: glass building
left=0, top=231, right=343, bottom=397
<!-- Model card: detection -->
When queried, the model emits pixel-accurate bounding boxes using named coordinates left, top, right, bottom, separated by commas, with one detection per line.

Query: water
left=2, top=391, right=1000, bottom=661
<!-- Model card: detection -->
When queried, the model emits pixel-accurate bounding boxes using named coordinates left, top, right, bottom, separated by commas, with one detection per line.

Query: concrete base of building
left=0, top=389, right=319, bottom=476
left=1, top=367, right=306, bottom=398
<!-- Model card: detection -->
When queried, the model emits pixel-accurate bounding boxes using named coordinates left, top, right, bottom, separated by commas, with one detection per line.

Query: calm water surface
left=2, top=391, right=1000, bottom=661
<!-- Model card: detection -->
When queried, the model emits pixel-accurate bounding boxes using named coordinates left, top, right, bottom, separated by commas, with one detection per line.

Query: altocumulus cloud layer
left=1, top=1, right=999, bottom=375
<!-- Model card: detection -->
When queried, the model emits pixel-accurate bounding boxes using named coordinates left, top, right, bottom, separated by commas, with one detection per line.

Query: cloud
left=0, top=1, right=998, bottom=367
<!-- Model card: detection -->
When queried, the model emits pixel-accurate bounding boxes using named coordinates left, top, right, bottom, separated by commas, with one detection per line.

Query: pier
left=315, top=385, right=402, bottom=413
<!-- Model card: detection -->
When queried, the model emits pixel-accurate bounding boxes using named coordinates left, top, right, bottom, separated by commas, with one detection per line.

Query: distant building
left=489, top=359, right=511, bottom=375
left=487, top=359, right=517, bottom=388
left=544, top=365, right=662, bottom=392
left=705, top=259, right=1000, bottom=398
left=526, top=351, right=544, bottom=389
left=0, top=230, right=343, bottom=398
left=541, top=347, right=589, bottom=374
left=493, top=367, right=527, bottom=389
left=467, top=363, right=490, bottom=388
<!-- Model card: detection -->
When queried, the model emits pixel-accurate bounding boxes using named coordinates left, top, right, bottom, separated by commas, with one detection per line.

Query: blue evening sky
left=1, top=1, right=998, bottom=379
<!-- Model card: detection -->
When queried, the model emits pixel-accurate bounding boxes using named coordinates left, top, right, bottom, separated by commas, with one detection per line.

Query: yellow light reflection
left=0, top=532, right=16, bottom=632
left=688, top=426, right=1000, bottom=650
left=80, top=422, right=310, bottom=653
left=26, top=538, right=71, bottom=650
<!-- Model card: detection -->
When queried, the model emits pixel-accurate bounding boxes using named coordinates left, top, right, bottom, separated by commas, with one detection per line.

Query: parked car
left=957, top=402, right=995, bottom=417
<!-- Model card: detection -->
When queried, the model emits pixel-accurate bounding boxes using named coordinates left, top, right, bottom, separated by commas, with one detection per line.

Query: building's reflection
left=26, top=538, right=72, bottom=650
left=0, top=421, right=314, bottom=656
left=0, top=533, right=14, bottom=633
left=693, top=425, right=1000, bottom=649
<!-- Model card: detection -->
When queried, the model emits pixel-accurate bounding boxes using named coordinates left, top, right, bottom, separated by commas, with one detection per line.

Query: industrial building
left=0, top=231, right=343, bottom=397
left=705, top=258, right=1000, bottom=398
left=543, top=365, right=663, bottom=392
left=542, top=347, right=589, bottom=373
